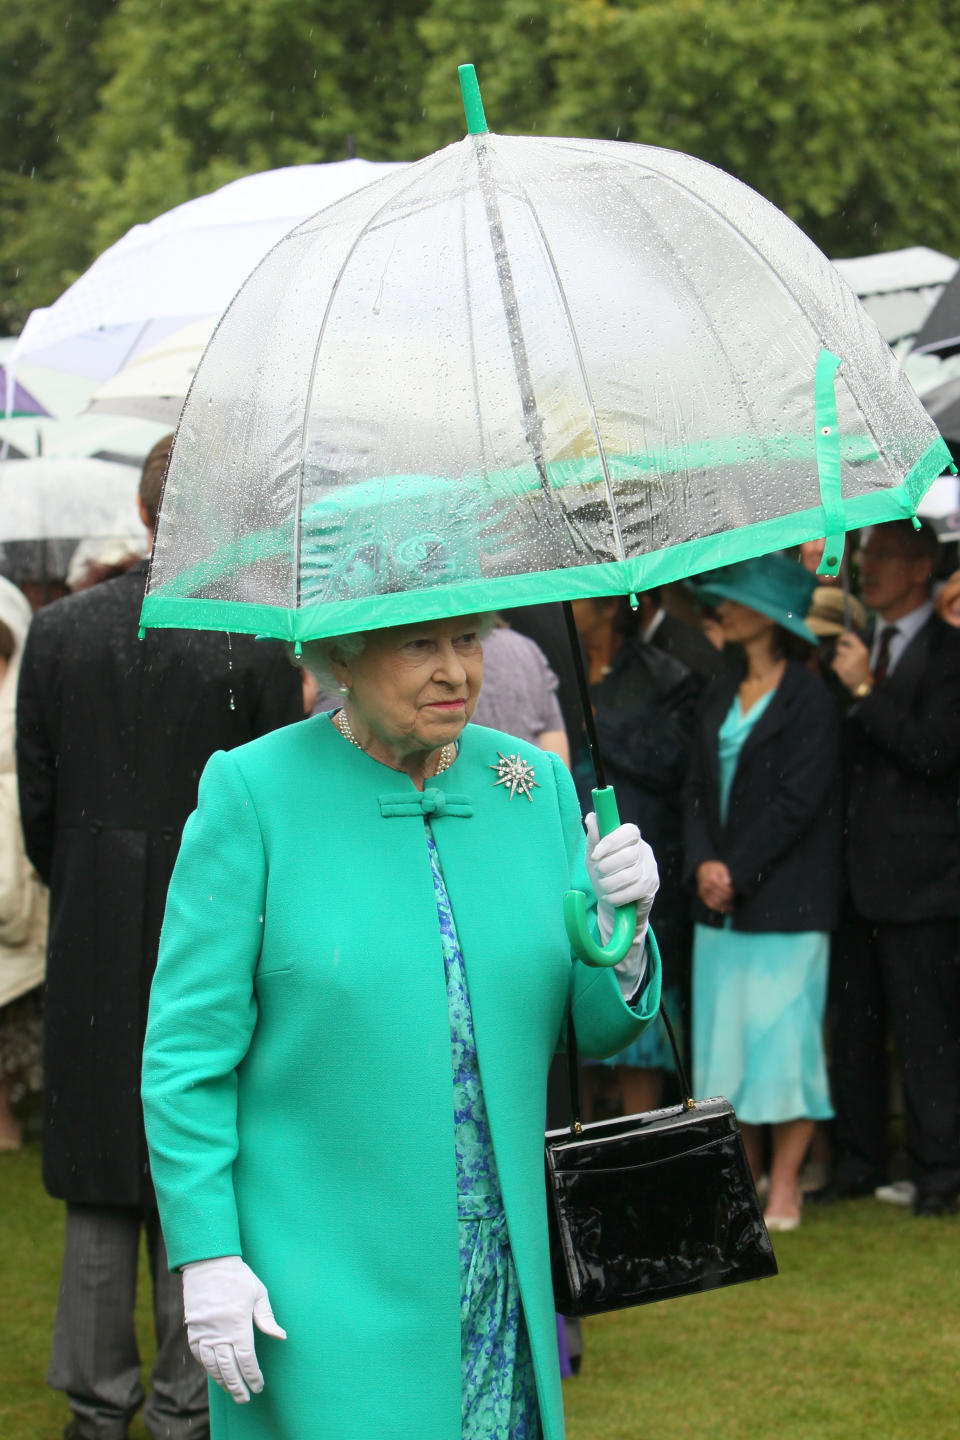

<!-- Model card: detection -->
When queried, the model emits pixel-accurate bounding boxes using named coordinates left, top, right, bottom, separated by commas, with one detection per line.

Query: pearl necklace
left=334, top=708, right=456, bottom=776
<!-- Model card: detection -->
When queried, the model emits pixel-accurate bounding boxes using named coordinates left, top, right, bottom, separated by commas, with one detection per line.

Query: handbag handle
left=564, top=926, right=694, bottom=1135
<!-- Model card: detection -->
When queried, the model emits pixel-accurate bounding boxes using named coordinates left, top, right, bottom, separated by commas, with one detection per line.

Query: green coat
left=142, top=717, right=660, bottom=1440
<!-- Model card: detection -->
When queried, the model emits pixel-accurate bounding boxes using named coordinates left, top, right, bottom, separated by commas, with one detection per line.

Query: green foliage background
left=2, top=0, right=959, bottom=333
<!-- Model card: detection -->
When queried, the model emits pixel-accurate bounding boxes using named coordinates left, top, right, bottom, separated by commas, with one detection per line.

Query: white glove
left=181, top=1255, right=286, bottom=1404
left=584, top=814, right=660, bottom=985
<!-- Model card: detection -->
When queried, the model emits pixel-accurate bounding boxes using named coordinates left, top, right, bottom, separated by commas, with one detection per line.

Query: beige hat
left=805, top=585, right=866, bottom=637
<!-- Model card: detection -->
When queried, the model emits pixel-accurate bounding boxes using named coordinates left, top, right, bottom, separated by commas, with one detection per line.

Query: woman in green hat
left=685, top=554, right=841, bottom=1230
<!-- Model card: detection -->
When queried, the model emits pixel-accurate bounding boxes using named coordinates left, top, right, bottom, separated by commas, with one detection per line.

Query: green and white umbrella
left=143, top=68, right=950, bottom=645
left=141, top=65, right=953, bottom=963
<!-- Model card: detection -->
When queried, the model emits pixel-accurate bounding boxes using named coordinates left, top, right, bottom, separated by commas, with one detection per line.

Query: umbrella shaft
left=475, top=142, right=550, bottom=494
left=562, top=600, right=607, bottom=792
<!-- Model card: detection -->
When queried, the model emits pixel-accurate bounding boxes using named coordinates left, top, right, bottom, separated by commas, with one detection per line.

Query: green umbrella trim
left=140, top=436, right=951, bottom=642
left=144, top=429, right=940, bottom=607
left=814, top=348, right=845, bottom=576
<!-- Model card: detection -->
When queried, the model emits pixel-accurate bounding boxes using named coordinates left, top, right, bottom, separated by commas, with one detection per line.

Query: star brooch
left=490, top=751, right=540, bottom=802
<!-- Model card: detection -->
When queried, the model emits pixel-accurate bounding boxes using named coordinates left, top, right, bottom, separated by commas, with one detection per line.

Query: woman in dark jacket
left=685, top=555, right=841, bottom=1231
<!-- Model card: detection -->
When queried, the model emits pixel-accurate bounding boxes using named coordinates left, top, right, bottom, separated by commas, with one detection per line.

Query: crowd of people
left=0, top=430, right=957, bottom=1439
left=559, top=521, right=960, bottom=1233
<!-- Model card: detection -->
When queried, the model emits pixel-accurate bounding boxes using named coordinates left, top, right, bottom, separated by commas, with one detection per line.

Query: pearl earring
left=338, top=684, right=348, bottom=695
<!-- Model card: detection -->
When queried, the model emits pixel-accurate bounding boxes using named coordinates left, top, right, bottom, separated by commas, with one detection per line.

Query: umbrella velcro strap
left=814, top=348, right=846, bottom=578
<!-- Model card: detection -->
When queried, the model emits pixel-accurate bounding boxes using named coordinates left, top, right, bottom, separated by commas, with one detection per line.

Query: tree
left=0, top=0, right=118, bottom=329
left=3, top=0, right=431, bottom=330
left=3, top=0, right=958, bottom=333
left=414, top=0, right=960, bottom=257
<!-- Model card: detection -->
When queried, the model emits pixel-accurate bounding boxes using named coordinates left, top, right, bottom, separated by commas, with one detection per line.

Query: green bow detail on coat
left=378, top=790, right=474, bottom=819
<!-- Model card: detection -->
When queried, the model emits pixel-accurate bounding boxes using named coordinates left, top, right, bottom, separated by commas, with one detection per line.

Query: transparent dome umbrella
left=142, top=65, right=953, bottom=963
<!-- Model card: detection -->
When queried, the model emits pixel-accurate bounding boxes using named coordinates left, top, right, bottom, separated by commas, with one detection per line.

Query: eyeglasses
left=855, top=549, right=912, bottom=565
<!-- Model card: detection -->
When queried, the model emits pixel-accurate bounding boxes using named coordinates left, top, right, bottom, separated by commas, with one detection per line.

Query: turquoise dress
left=425, top=822, right=540, bottom=1439
left=691, top=692, right=834, bottom=1125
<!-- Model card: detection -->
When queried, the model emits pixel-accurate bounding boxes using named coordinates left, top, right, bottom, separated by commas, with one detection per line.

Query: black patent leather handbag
left=545, top=943, right=778, bottom=1316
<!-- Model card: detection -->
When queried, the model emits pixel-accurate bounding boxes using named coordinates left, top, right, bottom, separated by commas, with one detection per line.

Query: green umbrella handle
left=564, top=786, right=638, bottom=967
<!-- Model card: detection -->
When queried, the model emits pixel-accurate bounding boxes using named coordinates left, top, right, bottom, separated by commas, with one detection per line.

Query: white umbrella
left=6, top=160, right=408, bottom=398
left=0, top=338, right=95, bottom=419
left=87, top=318, right=217, bottom=425
left=0, top=458, right=143, bottom=540
left=0, top=411, right=169, bottom=467
left=831, top=246, right=958, bottom=354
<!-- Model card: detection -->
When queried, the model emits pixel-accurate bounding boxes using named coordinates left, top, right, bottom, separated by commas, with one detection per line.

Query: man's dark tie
left=873, top=624, right=899, bottom=683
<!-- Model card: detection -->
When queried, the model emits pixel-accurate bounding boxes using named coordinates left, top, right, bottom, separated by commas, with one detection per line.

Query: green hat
left=689, top=553, right=819, bottom=645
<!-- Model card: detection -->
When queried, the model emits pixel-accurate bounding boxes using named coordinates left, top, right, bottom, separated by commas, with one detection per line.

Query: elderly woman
left=141, top=612, right=661, bottom=1440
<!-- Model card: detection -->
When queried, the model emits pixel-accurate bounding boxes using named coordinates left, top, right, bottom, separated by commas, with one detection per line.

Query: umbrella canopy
left=142, top=84, right=950, bottom=647
left=0, top=411, right=169, bottom=468
left=5, top=160, right=409, bottom=402
left=0, top=458, right=143, bottom=541
left=910, top=268, right=960, bottom=360
left=86, top=318, right=217, bottom=425
left=0, top=364, right=50, bottom=419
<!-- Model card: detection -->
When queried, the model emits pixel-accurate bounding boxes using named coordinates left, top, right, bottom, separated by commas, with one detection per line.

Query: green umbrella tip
left=458, top=63, right=489, bottom=136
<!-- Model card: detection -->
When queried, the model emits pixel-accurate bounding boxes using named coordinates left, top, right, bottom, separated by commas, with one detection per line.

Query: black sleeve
left=850, top=656, right=960, bottom=780
left=15, top=617, right=58, bottom=885
left=594, top=670, right=699, bottom=797
left=252, top=643, right=305, bottom=735
left=682, top=712, right=717, bottom=882
left=723, top=680, right=839, bottom=899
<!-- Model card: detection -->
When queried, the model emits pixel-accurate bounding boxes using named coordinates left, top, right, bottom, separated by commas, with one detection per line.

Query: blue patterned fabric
left=589, top=982, right=684, bottom=1070
left=425, top=822, right=541, bottom=1440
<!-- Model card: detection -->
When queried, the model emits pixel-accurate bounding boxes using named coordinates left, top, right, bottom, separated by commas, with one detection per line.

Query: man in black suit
left=819, top=518, right=960, bottom=1215
left=17, top=437, right=303, bottom=1439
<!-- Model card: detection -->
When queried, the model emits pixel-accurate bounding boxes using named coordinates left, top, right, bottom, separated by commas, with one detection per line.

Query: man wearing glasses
left=814, top=519, right=960, bottom=1216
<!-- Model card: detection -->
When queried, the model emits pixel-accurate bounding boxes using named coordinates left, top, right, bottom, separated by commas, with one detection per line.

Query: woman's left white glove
left=585, top=814, right=659, bottom=992
left=181, top=1255, right=287, bottom=1404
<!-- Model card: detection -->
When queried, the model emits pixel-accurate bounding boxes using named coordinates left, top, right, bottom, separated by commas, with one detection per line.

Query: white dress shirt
left=641, top=607, right=667, bottom=643
left=869, top=601, right=934, bottom=677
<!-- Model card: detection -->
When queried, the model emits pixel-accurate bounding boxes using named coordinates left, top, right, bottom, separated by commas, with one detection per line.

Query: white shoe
left=874, top=1180, right=916, bottom=1207
left=764, top=1211, right=801, bottom=1233
left=764, top=1192, right=803, bottom=1232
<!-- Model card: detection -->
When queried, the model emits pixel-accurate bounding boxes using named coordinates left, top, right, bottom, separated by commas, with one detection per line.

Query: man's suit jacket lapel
left=882, top=615, right=935, bottom=704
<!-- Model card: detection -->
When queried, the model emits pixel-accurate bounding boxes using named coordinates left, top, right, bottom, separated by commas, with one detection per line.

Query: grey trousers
left=48, top=1203, right=209, bottom=1440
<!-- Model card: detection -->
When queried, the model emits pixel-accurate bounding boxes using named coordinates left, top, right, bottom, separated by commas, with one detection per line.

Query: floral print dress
left=425, top=822, right=541, bottom=1440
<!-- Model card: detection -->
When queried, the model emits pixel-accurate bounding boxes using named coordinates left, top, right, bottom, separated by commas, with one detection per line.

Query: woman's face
left=334, top=616, right=484, bottom=757
left=715, top=598, right=775, bottom=647
left=570, top=597, right=618, bottom=641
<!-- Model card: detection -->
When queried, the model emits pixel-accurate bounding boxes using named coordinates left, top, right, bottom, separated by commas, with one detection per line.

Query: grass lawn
left=2, top=1135, right=957, bottom=1440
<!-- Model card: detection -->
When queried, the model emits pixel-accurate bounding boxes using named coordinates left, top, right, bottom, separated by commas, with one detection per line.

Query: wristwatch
left=853, top=680, right=873, bottom=699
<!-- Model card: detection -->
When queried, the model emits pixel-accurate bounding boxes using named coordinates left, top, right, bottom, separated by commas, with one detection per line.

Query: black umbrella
left=911, top=268, right=960, bottom=359
left=921, top=375, right=960, bottom=448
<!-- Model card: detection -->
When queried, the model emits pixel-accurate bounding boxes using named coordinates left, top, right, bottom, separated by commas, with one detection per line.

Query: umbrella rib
left=460, top=180, right=493, bottom=481
left=589, top=144, right=897, bottom=492
left=291, top=153, right=453, bottom=612
left=502, top=175, right=628, bottom=565
left=636, top=197, right=768, bottom=521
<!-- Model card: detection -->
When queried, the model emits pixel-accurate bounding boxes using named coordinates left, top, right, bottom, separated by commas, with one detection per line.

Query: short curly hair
left=139, top=433, right=175, bottom=528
